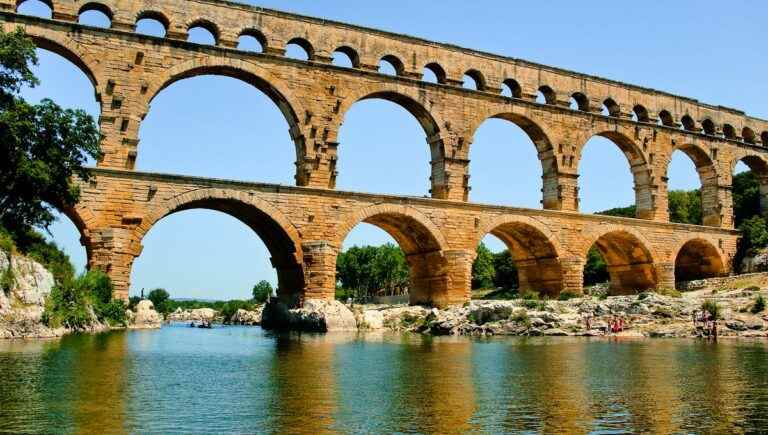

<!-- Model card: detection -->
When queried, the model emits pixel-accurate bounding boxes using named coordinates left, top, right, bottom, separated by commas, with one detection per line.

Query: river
left=1, top=324, right=767, bottom=434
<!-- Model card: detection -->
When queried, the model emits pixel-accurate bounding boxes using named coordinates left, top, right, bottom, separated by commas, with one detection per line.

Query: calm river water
left=1, top=324, right=767, bottom=434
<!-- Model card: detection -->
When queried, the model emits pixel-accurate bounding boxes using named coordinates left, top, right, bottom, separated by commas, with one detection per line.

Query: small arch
left=136, top=10, right=169, bottom=37
left=723, top=124, right=737, bottom=139
left=379, top=54, right=404, bottom=76
left=238, top=29, right=267, bottom=53
left=501, top=79, right=522, bottom=98
left=187, top=19, right=219, bottom=45
left=602, top=98, right=621, bottom=117
left=674, top=238, right=726, bottom=284
left=463, top=69, right=486, bottom=91
left=632, top=105, right=650, bottom=123
left=285, top=37, right=314, bottom=61
left=702, top=119, right=716, bottom=136
left=681, top=115, right=697, bottom=132
left=476, top=216, right=564, bottom=297
left=570, top=92, right=590, bottom=111
left=583, top=228, right=658, bottom=295
left=332, top=46, right=360, bottom=68
left=743, top=127, right=757, bottom=144
left=77, top=2, right=112, bottom=28
left=16, top=0, right=53, bottom=18
left=537, top=86, right=556, bottom=105
left=423, top=63, right=446, bottom=84
left=658, top=110, right=675, bottom=127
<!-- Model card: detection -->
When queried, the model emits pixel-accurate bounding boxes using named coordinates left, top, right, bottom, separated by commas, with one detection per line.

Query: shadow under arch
left=580, top=131, right=654, bottom=219
left=476, top=215, right=565, bottom=297
left=469, top=112, right=559, bottom=208
left=334, top=204, right=449, bottom=306
left=582, top=226, right=658, bottom=294
left=673, top=237, right=726, bottom=284
left=137, top=190, right=304, bottom=305
left=667, top=143, right=720, bottom=226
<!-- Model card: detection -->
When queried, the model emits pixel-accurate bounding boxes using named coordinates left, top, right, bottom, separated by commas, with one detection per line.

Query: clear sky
left=15, top=0, right=766, bottom=300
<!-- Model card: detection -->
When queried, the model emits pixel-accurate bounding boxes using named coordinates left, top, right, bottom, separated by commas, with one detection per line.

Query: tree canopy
left=0, top=28, right=101, bottom=239
left=336, top=243, right=409, bottom=300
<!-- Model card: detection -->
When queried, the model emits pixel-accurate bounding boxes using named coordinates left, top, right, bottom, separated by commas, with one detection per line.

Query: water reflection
left=2, top=330, right=768, bottom=433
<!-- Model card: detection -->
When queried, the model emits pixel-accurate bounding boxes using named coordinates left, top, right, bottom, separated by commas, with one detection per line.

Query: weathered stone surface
left=168, top=308, right=217, bottom=322
left=356, top=309, right=384, bottom=330
left=262, top=299, right=357, bottom=332
left=129, top=300, right=162, bottom=329
left=231, top=307, right=263, bottom=325
left=3, top=2, right=761, bottom=309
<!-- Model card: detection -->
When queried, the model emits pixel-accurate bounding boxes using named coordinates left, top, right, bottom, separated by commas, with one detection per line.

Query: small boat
left=197, top=321, right=213, bottom=329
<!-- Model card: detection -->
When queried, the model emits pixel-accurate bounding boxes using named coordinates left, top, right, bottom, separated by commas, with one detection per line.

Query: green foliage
left=2, top=226, right=74, bottom=285
left=701, top=300, right=721, bottom=320
left=0, top=29, right=101, bottom=240
left=583, top=247, right=608, bottom=286
left=492, top=250, right=518, bottom=290
left=733, top=171, right=760, bottom=227
left=654, top=287, right=682, bottom=298
left=471, top=243, right=495, bottom=289
left=148, top=288, right=170, bottom=314
left=128, top=296, right=141, bottom=311
left=751, top=295, right=766, bottom=314
left=511, top=309, right=530, bottom=326
left=98, top=299, right=126, bottom=327
left=557, top=291, right=580, bottom=301
left=336, top=243, right=409, bottom=301
left=1, top=267, right=14, bottom=296
left=739, top=216, right=768, bottom=253
left=598, top=205, right=636, bottom=219
left=667, top=190, right=702, bottom=225
left=252, top=280, right=273, bottom=303
left=44, top=270, right=126, bottom=328
left=0, top=227, right=15, bottom=254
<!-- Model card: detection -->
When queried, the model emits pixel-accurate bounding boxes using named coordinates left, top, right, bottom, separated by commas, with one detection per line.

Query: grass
left=751, top=295, right=766, bottom=314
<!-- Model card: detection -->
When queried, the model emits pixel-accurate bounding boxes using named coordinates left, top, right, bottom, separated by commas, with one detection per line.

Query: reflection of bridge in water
left=5, top=0, right=767, bottom=306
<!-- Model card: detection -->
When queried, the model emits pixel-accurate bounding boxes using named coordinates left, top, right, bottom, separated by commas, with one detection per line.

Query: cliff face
left=0, top=249, right=62, bottom=339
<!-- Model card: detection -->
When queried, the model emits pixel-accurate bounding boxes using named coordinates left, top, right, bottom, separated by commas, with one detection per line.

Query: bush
left=521, top=291, right=539, bottom=301
left=701, top=300, right=721, bottom=320
left=220, top=300, right=255, bottom=323
left=654, top=287, right=682, bottom=298
left=252, top=280, right=273, bottom=303
left=43, top=270, right=126, bottom=329
left=511, top=309, right=530, bottom=326
left=751, top=295, right=766, bottom=314
left=128, top=296, right=141, bottom=311
left=97, top=299, right=127, bottom=327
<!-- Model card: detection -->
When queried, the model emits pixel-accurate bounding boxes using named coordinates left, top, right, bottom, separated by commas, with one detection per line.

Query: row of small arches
left=16, top=0, right=768, bottom=148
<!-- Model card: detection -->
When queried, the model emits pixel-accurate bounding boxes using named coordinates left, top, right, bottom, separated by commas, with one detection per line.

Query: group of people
left=581, top=314, right=626, bottom=334
left=692, top=309, right=718, bottom=338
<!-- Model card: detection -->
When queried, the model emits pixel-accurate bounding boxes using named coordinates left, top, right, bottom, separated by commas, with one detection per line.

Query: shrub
left=128, top=296, right=141, bottom=311
left=220, top=300, right=255, bottom=323
left=751, top=295, right=766, bottom=314
left=521, top=291, right=539, bottom=301
left=44, top=281, right=92, bottom=330
left=98, top=299, right=127, bottom=327
left=511, top=309, right=530, bottom=326
left=655, top=287, right=682, bottom=298
left=701, top=300, right=721, bottom=320
left=522, top=299, right=539, bottom=310
left=252, top=280, right=273, bottom=303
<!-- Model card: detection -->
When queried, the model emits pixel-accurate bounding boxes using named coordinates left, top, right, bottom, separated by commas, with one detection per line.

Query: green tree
left=471, top=243, right=496, bottom=289
left=147, top=288, right=170, bottom=314
left=336, top=243, right=409, bottom=300
left=0, top=28, right=101, bottom=239
left=492, top=250, right=518, bottom=290
left=252, top=280, right=273, bottom=303
left=583, top=247, right=609, bottom=286
left=598, top=205, right=636, bottom=219
left=667, top=190, right=702, bottom=225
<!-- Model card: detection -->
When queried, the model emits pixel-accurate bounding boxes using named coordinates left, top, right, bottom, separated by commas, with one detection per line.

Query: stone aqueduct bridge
left=3, top=0, right=767, bottom=306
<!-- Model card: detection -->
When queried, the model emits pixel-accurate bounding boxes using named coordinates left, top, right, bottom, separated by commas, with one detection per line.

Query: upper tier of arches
left=9, top=0, right=767, bottom=145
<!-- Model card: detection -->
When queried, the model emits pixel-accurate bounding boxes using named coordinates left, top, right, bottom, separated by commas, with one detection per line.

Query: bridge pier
left=88, top=227, right=141, bottom=301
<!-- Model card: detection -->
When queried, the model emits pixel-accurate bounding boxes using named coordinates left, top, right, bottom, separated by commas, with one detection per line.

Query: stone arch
left=238, top=28, right=267, bottom=51
left=423, top=62, right=447, bottom=84
left=570, top=92, right=589, bottom=111
left=77, top=2, right=113, bottom=22
left=468, top=111, right=560, bottom=208
left=673, top=237, right=726, bottom=283
left=137, top=189, right=305, bottom=304
left=475, top=215, right=565, bottom=296
left=186, top=18, right=220, bottom=44
left=16, top=0, right=53, bottom=14
left=286, top=37, right=314, bottom=60
left=463, top=69, right=486, bottom=91
left=579, top=130, right=654, bottom=219
left=17, top=26, right=103, bottom=90
left=632, top=105, right=650, bottom=122
left=581, top=225, right=659, bottom=294
left=58, top=204, right=97, bottom=268
left=667, top=142, right=721, bottom=226
left=135, top=10, right=171, bottom=34
left=332, top=45, right=360, bottom=68
left=334, top=204, right=449, bottom=305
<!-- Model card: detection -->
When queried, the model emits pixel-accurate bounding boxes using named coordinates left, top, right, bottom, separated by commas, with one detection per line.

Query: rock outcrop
left=262, top=299, right=357, bottom=332
left=168, top=307, right=217, bottom=322
left=128, top=300, right=162, bottom=329
left=230, top=306, right=264, bottom=325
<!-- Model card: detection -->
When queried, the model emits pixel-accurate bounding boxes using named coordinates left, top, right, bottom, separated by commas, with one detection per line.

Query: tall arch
left=667, top=143, right=720, bottom=226
left=579, top=131, right=653, bottom=219
left=137, top=190, right=304, bottom=305
left=732, top=154, right=768, bottom=222
left=21, top=30, right=102, bottom=91
left=582, top=226, right=658, bottom=294
left=468, top=112, right=557, bottom=208
left=476, top=215, right=564, bottom=297
left=674, top=238, right=726, bottom=283
left=335, top=204, right=449, bottom=306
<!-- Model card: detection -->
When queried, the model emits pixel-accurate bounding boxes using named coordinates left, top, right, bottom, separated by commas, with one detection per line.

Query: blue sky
left=15, top=0, right=766, bottom=299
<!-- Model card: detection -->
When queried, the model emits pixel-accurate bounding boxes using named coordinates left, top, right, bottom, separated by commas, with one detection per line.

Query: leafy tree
left=598, top=205, right=636, bottom=219
left=471, top=243, right=495, bottom=289
left=583, top=247, right=609, bottom=286
left=336, top=243, right=409, bottom=300
left=252, top=280, right=273, bottom=303
left=148, top=288, right=170, bottom=314
left=667, top=190, right=702, bottom=225
left=492, top=250, right=518, bottom=290
left=733, top=170, right=760, bottom=226
left=0, top=28, right=100, bottom=239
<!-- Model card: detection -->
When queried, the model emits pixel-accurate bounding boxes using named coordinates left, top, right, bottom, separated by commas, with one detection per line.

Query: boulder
left=230, top=307, right=263, bottom=325
left=543, top=328, right=568, bottom=336
left=726, top=319, right=748, bottom=331
left=468, top=302, right=514, bottom=325
left=130, top=300, right=162, bottom=329
left=357, top=309, right=384, bottom=330
left=262, top=299, right=357, bottom=332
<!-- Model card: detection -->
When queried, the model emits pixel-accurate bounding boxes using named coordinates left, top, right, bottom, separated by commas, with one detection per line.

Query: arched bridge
left=3, top=0, right=764, bottom=306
